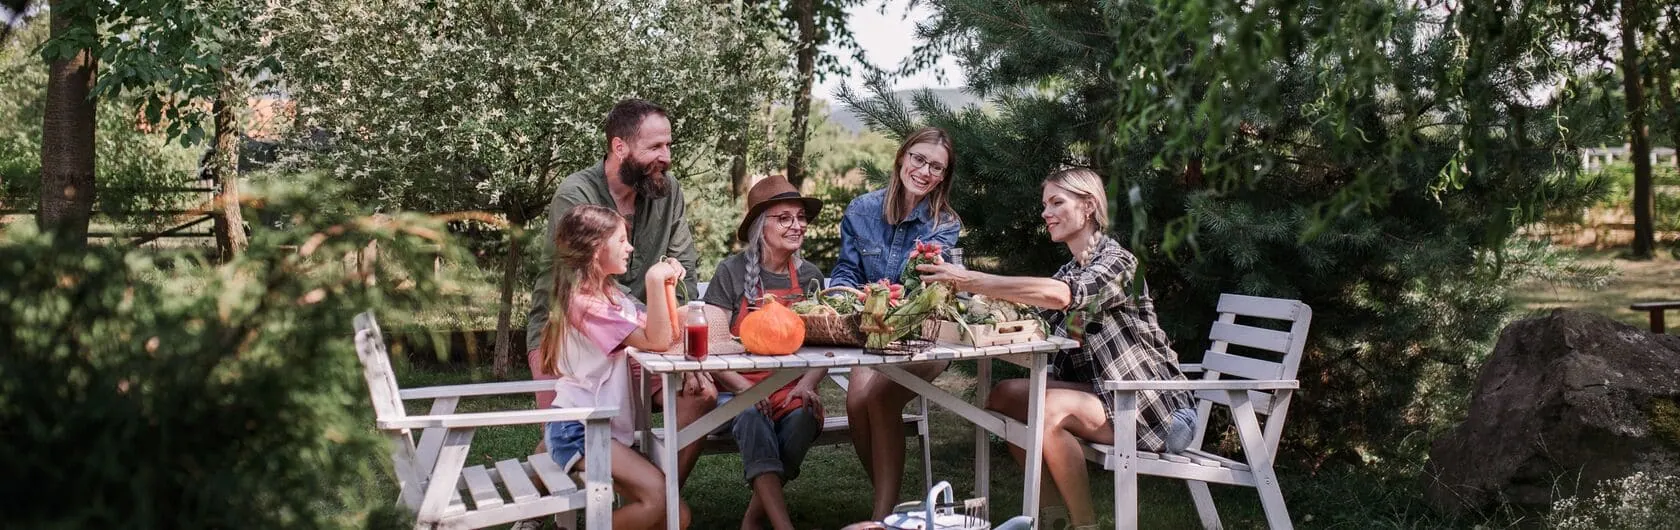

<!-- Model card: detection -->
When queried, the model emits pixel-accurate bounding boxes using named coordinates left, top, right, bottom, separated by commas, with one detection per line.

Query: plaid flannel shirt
left=1042, top=234, right=1193, bottom=452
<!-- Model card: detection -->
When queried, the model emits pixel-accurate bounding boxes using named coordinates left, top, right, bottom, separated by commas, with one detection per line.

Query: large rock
left=1423, top=309, right=1680, bottom=515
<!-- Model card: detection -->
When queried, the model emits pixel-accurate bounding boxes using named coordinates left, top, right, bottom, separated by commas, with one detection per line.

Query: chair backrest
left=1189, top=294, right=1312, bottom=449
left=353, top=312, right=407, bottom=424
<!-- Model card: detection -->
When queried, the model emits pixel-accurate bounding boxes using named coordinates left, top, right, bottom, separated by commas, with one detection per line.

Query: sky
left=813, top=0, right=967, bottom=101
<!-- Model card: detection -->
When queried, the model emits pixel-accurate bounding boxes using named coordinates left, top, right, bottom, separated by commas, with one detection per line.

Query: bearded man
left=524, top=98, right=713, bottom=488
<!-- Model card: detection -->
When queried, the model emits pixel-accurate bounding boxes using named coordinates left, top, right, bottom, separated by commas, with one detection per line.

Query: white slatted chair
left=1092, top=294, right=1312, bottom=530
left=354, top=312, right=616, bottom=530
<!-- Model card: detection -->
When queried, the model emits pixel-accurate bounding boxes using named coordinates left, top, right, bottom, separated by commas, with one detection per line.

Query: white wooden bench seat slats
left=354, top=312, right=615, bottom=530
left=1092, top=293, right=1313, bottom=530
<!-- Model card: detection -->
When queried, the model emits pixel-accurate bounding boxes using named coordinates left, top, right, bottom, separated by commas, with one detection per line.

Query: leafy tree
left=36, top=0, right=98, bottom=245
left=2, top=17, right=201, bottom=231
left=854, top=0, right=1610, bottom=464
left=271, top=0, right=786, bottom=376
left=19, top=0, right=283, bottom=253
left=778, top=0, right=872, bottom=189
left=0, top=173, right=462, bottom=528
left=85, top=0, right=285, bottom=258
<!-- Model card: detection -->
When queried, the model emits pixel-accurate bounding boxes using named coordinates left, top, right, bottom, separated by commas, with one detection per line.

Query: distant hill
left=823, top=87, right=986, bottom=134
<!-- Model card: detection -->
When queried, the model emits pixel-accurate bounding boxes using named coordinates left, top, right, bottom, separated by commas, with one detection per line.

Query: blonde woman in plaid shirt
left=916, top=168, right=1197, bottom=529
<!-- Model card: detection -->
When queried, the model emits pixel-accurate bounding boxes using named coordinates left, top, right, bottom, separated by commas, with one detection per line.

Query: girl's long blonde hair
left=1044, top=167, right=1110, bottom=266
left=885, top=127, right=959, bottom=228
left=537, top=204, right=629, bottom=376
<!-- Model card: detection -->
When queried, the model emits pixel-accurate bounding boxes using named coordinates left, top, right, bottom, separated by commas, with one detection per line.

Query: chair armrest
left=1180, top=363, right=1203, bottom=374
left=379, top=406, right=617, bottom=430
left=398, top=379, right=555, bottom=400
left=1100, top=379, right=1298, bottom=391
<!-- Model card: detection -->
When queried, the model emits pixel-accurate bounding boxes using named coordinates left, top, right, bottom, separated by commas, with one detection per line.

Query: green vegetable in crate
left=863, top=281, right=952, bottom=350
left=899, top=240, right=943, bottom=293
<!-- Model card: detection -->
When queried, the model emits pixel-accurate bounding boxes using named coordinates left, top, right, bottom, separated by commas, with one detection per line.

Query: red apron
left=731, top=266, right=821, bottom=421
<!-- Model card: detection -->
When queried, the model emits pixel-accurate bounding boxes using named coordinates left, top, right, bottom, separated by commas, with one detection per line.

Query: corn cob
left=865, top=282, right=951, bottom=350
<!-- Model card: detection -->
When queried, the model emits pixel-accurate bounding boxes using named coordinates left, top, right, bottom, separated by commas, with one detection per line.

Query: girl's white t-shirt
left=549, top=292, right=643, bottom=445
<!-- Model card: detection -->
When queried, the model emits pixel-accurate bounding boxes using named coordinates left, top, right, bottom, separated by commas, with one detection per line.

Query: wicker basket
left=861, top=307, right=938, bottom=355
left=801, top=286, right=867, bottom=347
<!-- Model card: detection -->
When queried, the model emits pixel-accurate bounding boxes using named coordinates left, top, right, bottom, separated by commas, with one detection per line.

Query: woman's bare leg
left=851, top=361, right=947, bottom=519
left=748, top=475, right=795, bottom=530
left=670, top=375, right=718, bottom=488
left=742, top=493, right=765, bottom=530
left=846, top=367, right=880, bottom=489
left=604, top=442, right=691, bottom=530
left=986, top=379, right=1114, bottom=527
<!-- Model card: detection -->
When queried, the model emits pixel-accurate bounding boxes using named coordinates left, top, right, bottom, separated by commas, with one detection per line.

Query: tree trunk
left=210, top=76, right=249, bottom=259
left=39, top=1, right=98, bottom=246
left=725, top=130, right=750, bottom=199
left=783, top=0, right=817, bottom=189
left=492, top=220, right=524, bottom=379
left=1656, top=25, right=1680, bottom=235
left=1621, top=0, right=1655, bottom=259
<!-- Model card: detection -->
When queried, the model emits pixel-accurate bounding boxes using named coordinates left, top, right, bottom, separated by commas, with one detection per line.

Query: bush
left=1592, top=162, right=1680, bottom=232
left=1547, top=473, right=1680, bottom=529
left=0, top=176, right=467, bottom=528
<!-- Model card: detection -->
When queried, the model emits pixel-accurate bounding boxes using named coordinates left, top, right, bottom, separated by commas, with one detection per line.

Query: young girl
left=538, top=204, right=690, bottom=529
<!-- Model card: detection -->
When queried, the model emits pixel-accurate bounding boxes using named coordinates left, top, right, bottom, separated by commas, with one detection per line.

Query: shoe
left=509, top=519, right=544, bottom=530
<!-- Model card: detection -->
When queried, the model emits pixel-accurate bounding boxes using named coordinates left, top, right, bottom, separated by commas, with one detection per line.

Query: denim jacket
left=830, top=188, right=961, bottom=287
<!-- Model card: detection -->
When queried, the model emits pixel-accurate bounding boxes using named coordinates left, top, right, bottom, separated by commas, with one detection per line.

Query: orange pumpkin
left=740, top=296, right=805, bottom=355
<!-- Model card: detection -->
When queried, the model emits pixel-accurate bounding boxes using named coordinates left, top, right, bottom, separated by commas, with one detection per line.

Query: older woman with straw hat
left=700, top=175, right=828, bottom=530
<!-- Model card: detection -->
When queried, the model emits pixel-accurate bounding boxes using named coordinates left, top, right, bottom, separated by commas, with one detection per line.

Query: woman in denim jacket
left=831, top=127, right=962, bottom=519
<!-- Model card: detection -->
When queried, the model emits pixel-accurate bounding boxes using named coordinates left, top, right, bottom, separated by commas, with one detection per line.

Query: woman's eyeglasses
left=769, top=213, right=809, bottom=229
left=906, top=152, right=947, bottom=175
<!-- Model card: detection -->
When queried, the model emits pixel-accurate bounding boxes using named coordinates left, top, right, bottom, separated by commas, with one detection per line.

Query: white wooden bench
left=354, top=312, right=617, bottom=530
left=1089, top=294, right=1313, bottom=529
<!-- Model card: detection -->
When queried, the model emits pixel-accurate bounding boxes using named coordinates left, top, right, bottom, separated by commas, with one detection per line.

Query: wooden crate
left=923, top=319, right=1043, bottom=347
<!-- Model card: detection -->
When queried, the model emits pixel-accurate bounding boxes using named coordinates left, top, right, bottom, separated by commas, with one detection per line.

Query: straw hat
left=736, top=175, right=823, bottom=243
left=702, top=304, right=746, bottom=355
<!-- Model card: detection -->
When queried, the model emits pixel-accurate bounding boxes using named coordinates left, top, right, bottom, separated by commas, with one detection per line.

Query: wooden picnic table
left=630, top=336, right=1079, bottom=530
left=1630, top=301, right=1680, bottom=333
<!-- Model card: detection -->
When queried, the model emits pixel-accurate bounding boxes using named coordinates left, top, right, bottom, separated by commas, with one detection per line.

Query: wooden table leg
left=662, top=373, right=681, bottom=530
left=975, top=358, right=992, bottom=501
left=1022, top=353, right=1048, bottom=525
left=1651, top=310, right=1666, bottom=334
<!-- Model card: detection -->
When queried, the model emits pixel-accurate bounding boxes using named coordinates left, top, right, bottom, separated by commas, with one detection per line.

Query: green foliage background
left=0, top=174, right=468, bottom=528
left=1, top=18, right=201, bottom=231
left=847, top=0, right=1619, bottom=467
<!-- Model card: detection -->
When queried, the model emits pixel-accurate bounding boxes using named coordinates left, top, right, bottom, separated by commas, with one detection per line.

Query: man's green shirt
left=526, top=162, right=700, bottom=349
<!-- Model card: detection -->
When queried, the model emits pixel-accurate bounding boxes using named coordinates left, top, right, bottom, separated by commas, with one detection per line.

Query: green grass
left=363, top=246, right=1680, bottom=528
left=382, top=357, right=1495, bottom=529
left=1511, top=250, right=1680, bottom=332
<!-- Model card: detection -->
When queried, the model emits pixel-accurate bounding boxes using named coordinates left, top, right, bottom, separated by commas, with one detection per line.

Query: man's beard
left=619, top=155, right=670, bottom=199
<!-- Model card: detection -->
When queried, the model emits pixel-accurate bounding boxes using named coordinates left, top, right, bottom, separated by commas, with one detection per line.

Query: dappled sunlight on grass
left=1512, top=250, right=1680, bottom=331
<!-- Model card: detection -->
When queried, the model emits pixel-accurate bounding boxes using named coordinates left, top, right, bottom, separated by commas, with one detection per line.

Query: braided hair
left=741, top=211, right=805, bottom=305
